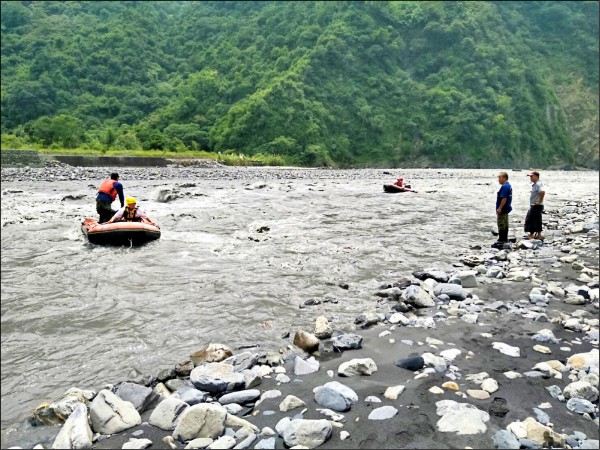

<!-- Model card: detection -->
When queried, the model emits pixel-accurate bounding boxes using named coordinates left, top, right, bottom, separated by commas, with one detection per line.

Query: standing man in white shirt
left=525, top=171, right=545, bottom=240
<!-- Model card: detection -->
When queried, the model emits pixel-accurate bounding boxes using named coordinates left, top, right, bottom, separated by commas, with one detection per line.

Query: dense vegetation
left=1, top=1, right=598, bottom=168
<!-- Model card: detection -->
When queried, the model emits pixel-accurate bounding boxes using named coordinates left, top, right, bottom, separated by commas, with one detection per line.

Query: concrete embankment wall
left=1, top=150, right=170, bottom=167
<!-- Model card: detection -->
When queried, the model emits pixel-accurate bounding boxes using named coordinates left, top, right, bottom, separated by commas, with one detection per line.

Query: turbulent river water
left=1, top=167, right=597, bottom=446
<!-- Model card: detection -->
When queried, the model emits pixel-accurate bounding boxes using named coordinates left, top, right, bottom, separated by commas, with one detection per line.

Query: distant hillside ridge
left=1, top=1, right=598, bottom=168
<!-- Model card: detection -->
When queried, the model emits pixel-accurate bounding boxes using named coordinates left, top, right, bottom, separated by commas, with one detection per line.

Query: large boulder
left=221, top=352, right=260, bottom=372
left=30, top=387, right=96, bottom=426
left=282, top=419, right=332, bottom=449
left=522, top=417, right=565, bottom=446
left=433, top=284, right=467, bottom=300
left=148, top=398, right=189, bottom=431
left=337, top=358, right=378, bottom=377
left=116, top=382, right=158, bottom=413
left=51, top=403, right=93, bottom=449
left=314, top=382, right=358, bottom=412
left=190, top=363, right=245, bottom=394
left=563, top=381, right=599, bottom=402
left=435, top=400, right=489, bottom=435
left=567, top=351, right=599, bottom=371
left=218, top=389, right=260, bottom=405
left=172, top=403, right=227, bottom=441
left=89, top=390, right=141, bottom=435
left=402, top=285, right=435, bottom=308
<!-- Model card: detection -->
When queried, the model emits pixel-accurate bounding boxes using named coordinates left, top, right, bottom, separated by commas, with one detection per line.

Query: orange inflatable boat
left=81, top=218, right=161, bottom=245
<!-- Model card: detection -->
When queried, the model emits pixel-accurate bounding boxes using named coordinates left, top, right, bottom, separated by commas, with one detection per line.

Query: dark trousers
left=96, top=200, right=116, bottom=224
left=497, top=213, right=509, bottom=242
left=525, top=205, right=544, bottom=233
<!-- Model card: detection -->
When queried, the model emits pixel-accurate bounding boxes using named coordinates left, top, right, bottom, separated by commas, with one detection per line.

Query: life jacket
left=98, top=179, right=118, bottom=201
left=123, top=206, right=141, bottom=222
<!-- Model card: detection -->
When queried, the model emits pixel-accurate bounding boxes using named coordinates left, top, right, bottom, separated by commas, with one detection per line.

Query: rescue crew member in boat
left=107, top=197, right=156, bottom=226
left=96, top=172, right=125, bottom=223
left=393, top=177, right=412, bottom=189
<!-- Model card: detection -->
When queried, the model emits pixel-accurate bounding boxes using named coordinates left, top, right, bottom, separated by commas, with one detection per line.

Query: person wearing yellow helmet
left=106, top=196, right=154, bottom=225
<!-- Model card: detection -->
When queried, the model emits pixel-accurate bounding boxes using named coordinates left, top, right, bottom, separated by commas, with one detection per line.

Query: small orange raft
left=81, top=218, right=161, bottom=246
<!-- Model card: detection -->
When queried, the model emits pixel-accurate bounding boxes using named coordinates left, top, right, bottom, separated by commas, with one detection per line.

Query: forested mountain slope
left=1, top=1, right=598, bottom=168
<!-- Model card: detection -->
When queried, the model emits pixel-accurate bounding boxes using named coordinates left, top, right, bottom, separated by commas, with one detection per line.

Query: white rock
left=440, top=349, right=462, bottom=363
left=506, top=421, right=527, bottom=440
left=388, top=313, right=410, bottom=325
left=567, top=350, right=600, bottom=371
left=429, top=386, right=444, bottom=395
left=122, top=438, right=153, bottom=449
left=492, top=342, right=520, bottom=357
left=383, top=385, right=405, bottom=400
left=506, top=270, right=530, bottom=281
left=481, top=379, right=499, bottom=393
left=282, top=419, right=332, bottom=448
left=435, top=400, right=490, bottom=435
left=149, top=398, right=189, bottom=431
left=461, top=314, right=478, bottom=325
left=467, top=390, right=490, bottom=400
left=261, top=428, right=276, bottom=437
left=337, top=358, right=377, bottom=377
left=368, top=406, right=398, bottom=420
left=316, top=408, right=344, bottom=422
left=279, top=395, right=306, bottom=412
left=426, top=337, right=444, bottom=346
left=51, top=403, right=92, bottom=449
left=89, top=390, right=141, bottom=435
left=172, top=404, right=227, bottom=442
left=259, top=390, right=282, bottom=403
left=563, top=380, right=599, bottom=402
left=454, top=270, right=478, bottom=288
left=294, top=356, right=320, bottom=376
left=207, top=435, right=236, bottom=449
left=465, top=372, right=489, bottom=384
left=422, top=352, right=447, bottom=368
left=313, top=316, right=333, bottom=339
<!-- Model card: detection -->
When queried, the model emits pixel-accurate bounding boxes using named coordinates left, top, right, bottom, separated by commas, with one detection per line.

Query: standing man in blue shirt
left=495, top=171, right=512, bottom=246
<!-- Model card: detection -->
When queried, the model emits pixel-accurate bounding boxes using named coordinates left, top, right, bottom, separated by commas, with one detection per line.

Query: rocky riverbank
left=7, top=184, right=599, bottom=449
left=0, top=163, right=532, bottom=184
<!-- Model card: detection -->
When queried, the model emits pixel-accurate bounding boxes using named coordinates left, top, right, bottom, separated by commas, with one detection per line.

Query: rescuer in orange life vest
left=96, top=172, right=125, bottom=223
left=107, top=197, right=156, bottom=226
left=393, top=177, right=412, bottom=189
